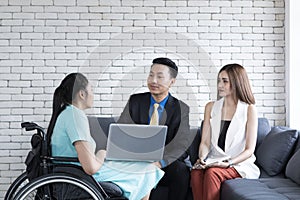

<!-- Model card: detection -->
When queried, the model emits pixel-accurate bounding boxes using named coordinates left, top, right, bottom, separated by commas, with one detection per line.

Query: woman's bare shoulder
left=205, top=101, right=215, bottom=110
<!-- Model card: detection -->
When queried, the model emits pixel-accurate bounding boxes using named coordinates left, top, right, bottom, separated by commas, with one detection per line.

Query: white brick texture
left=0, top=0, right=285, bottom=197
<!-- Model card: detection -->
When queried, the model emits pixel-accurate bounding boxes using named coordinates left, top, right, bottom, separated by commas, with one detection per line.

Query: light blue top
left=51, top=105, right=164, bottom=200
left=51, top=105, right=95, bottom=159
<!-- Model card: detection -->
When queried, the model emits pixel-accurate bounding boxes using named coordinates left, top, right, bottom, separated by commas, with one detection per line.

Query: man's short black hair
left=152, top=57, right=178, bottom=78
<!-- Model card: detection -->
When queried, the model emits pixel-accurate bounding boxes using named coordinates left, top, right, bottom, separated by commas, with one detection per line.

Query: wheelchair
left=5, top=122, right=127, bottom=200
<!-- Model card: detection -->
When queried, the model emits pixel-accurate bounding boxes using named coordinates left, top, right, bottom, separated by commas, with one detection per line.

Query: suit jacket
left=210, top=98, right=260, bottom=178
left=118, top=92, right=193, bottom=166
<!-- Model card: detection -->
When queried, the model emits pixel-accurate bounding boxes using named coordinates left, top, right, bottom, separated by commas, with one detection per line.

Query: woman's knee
left=204, top=168, right=223, bottom=183
left=190, top=169, right=203, bottom=185
left=191, top=169, right=202, bottom=179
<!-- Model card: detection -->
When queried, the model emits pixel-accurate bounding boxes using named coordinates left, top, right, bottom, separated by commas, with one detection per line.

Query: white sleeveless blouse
left=209, top=98, right=260, bottom=178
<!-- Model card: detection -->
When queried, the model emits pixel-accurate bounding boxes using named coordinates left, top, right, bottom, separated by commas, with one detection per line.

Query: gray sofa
left=220, top=120, right=300, bottom=200
left=88, top=116, right=300, bottom=200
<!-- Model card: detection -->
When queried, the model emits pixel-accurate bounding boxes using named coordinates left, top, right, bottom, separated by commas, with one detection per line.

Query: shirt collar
left=150, top=94, right=169, bottom=110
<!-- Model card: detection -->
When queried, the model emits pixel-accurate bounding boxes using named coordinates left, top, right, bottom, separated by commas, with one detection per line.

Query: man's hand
left=153, top=161, right=162, bottom=168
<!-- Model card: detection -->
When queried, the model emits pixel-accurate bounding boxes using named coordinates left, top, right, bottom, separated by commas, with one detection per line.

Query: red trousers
left=190, top=167, right=241, bottom=200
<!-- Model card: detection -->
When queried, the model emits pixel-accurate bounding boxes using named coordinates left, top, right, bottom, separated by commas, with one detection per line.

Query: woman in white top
left=190, top=64, right=259, bottom=200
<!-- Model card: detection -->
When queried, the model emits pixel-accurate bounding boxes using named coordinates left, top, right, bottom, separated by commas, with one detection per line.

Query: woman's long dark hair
left=46, top=73, right=88, bottom=149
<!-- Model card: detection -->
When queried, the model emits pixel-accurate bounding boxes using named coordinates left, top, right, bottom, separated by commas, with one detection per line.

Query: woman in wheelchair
left=47, top=73, right=164, bottom=200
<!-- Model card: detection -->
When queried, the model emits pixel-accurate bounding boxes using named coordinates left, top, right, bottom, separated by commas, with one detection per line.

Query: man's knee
left=166, top=160, right=190, bottom=182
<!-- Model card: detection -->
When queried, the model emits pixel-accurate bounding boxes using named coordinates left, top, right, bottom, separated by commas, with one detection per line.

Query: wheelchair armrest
left=49, top=156, right=79, bottom=162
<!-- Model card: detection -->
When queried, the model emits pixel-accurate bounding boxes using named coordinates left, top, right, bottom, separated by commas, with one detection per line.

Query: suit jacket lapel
left=161, top=95, right=175, bottom=125
left=139, top=93, right=151, bottom=124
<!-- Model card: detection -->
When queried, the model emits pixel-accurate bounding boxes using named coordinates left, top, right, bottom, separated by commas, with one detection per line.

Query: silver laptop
left=106, top=123, right=167, bottom=162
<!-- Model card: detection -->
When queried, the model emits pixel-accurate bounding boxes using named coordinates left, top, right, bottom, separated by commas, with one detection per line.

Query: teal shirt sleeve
left=51, top=105, right=94, bottom=159
left=64, top=106, right=90, bottom=144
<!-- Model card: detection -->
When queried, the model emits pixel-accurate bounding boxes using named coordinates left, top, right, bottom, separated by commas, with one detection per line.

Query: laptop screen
left=106, top=123, right=167, bottom=162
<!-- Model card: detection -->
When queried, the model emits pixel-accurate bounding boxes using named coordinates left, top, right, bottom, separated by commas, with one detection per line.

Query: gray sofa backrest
left=88, top=116, right=271, bottom=166
left=88, top=116, right=119, bottom=151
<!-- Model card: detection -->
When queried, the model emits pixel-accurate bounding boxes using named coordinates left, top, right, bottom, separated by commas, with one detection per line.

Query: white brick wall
left=0, top=0, right=285, bottom=197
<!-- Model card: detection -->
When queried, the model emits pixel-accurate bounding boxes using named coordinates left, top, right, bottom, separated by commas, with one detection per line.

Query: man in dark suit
left=118, top=57, right=193, bottom=200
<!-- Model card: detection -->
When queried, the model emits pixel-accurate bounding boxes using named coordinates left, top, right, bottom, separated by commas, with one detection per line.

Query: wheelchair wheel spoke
left=5, top=172, right=29, bottom=200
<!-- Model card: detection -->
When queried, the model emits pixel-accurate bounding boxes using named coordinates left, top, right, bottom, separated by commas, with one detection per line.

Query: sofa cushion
left=292, top=134, right=300, bottom=154
left=188, top=127, right=201, bottom=165
left=256, top=127, right=298, bottom=176
left=221, top=178, right=300, bottom=200
left=255, top=118, right=271, bottom=149
left=286, top=148, right=300, bottom=185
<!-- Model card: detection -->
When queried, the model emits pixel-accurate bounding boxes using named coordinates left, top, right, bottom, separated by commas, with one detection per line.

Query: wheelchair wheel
left=5, top=172, right=29, bottom=200
left=13, top=173, right=105, bottom=200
